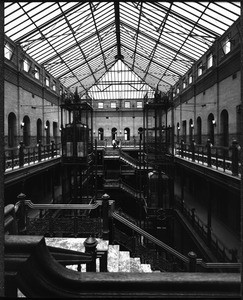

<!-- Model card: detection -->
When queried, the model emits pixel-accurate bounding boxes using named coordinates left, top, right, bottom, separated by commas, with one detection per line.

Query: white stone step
left=118, top=251, right=130, bottom=272
left=140, top=263, right=153, bottom=272
left=107, top=244, right=120, bottom=272
left=130, top=257, right=142, bottom=272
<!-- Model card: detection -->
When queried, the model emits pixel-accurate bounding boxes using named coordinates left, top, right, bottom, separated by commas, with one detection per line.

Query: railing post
left=37, top=140, right=42, bottom=162
left=188, top=251, right=197, bottom=272
left=206, top=139, right=212, bottom=167
left=17, top=193, right=27, bottom=234
left=51, top=140, right=55, bottom=158
left=102, top=193, right=110, bottom=240
left=180, top=139, right=184, bottom=158
left=18, top=141, right=24, bottom=167
left=84, top=236, right=98, bottom=272
left=231, top=139, right=240, bottom=176
left=191, top=208, right=195, bottom=227
left=191, top=139, right=195, bottom=162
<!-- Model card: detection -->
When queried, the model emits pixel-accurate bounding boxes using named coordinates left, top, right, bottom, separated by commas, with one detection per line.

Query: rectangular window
left=98, top=102, right=104, bottom=109
left=111, top=102, right=116, bottom=108
left=125, top=101, right=131, bottom=108
left=176, top=86, right=180, bottom=94
left=137, top=101, right=142, bottom=108
left=34, top=66, right=40, bottom=80
left=4, top=42, right=14, bottom=60
left=183, top=80, right=187, bottom=89
left=52, top=81, right=56, bottom=91
left=45, top=76, right=50, bottom=87
left=188, top=73, right=193, bottom=84
left=206, top=53, right=213, bottom=69
left=222, top=36, right=231, bottom=55
left=197, top=62, right=203, bottom=77
left=23, top=59, right=31, bottom=72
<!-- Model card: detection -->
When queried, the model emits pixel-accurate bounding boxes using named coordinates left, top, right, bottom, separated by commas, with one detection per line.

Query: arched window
left=220, top=109, right=229, bottom=147
left=23, top=115, right=30, bottom=146
left=124, top=127, right=130, bottom=141
left=189, top=119, right=194, bottom=142
left=45, top=120, right=50, bottom=145
left=208, top=113, right=215, bottom=145
left=111, top=127, right=117, bottom=140
left=98, top=128, right=104, bottom=141
left=37, top=119, right=42, bottom=143
left=196, top=117, right=202, bottom=144
left=8, top=112, right=17, bottom=147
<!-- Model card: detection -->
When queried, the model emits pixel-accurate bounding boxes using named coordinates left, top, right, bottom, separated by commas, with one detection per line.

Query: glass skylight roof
left=4, top=2, right=241, bottom=100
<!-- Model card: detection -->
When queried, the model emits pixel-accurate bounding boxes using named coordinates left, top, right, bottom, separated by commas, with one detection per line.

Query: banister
left=15, top=200, right=102, bottom=210
left=11, top=235, right=240, bottom=298
left=112, top=211, right=189, bottom=263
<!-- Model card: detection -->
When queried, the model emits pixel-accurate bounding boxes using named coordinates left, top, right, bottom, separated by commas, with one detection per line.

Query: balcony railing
left=175, top=139, right=241, bottom=177
left=4, top=141, right=61, bottom=172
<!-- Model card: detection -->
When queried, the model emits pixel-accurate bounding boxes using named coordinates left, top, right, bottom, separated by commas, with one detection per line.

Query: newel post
left=102, top=193, right=110, bottom=240
left=231, top=139, right=240, bottom=176
left=206, top=139, right=212, bottom=167
left=17, top=193, right=27, bottom=234
left=188, top=251, right=197, bottom=272
left=84, top=236, right=98, bottom=272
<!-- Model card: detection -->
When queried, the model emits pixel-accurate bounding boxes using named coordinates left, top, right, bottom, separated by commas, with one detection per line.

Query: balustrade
left=175, top=139, right=241, bottom=177
left=4, top=141, right=61, bottom=172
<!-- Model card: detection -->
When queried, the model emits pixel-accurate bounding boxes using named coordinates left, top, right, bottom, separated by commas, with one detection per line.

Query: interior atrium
left=1, top=1, right=243, bottom=298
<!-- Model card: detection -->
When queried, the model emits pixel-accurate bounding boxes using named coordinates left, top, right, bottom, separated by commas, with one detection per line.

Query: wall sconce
left=212, top=119, right=216, bottom=126
left=59, top=127, right=62, bottom=132
left=21, top=121, right=24, bottom=129
left=190, top=123, right=194, bottom=128
left=44, top=125, right=48, bottom=130
left=119, top=130, right=122, bottom=134
left=93, top=130, right=96, bottom=134
left=177, top=126, right=180, bottom=130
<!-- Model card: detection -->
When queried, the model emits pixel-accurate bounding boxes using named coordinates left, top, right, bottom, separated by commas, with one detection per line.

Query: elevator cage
left=60, top=92, right=93, bottom=164
left=143, top=91, right=173, bottom=159
left=147, top=170, right=169, bottom=208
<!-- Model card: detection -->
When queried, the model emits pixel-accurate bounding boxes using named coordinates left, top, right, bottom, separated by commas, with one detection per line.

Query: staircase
left=44, top=237, right=154, bottom=273
left=107, top=244, right=152, bottom=272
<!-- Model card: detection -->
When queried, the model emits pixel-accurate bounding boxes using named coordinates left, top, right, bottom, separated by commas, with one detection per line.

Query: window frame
left=98, top=102, right=104, bottom=109
left=124, top=101, right=131, bottom=108
left=110, top=102, right=116, bottom=108
left=4, top=42, right=14, bottom=60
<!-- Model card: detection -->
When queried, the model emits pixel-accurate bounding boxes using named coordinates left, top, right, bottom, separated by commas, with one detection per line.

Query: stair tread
left=140, top=263, right=153, bottom=272
left=118, top=251, right=130, bottom=272
left=130, top=257, right=142, bottom=272
left=107, top=245, right=120, bottom=272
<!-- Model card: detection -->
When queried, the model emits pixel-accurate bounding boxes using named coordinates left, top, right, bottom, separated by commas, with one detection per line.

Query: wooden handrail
left=6, top=235, right=240, bottom=298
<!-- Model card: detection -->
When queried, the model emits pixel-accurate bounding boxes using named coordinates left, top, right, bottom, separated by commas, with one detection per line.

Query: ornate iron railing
left=4, top=141, right=61, bottom=172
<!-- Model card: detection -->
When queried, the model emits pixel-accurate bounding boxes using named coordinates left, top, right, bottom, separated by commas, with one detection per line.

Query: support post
left=180, top=139, right=184, bottom=158
left=231, top=139, right=240, bottom=176
left=18, top=141, right=24, bottom=167
left=51, top=140, right=55, bottom=158
left=191, top=139, right=195, bottom=162
left=37, top=140, right=42, bottom=161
